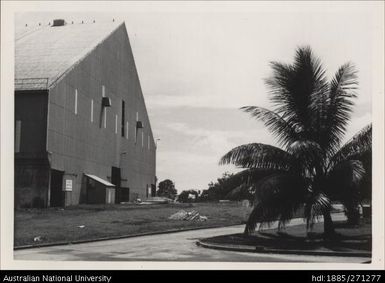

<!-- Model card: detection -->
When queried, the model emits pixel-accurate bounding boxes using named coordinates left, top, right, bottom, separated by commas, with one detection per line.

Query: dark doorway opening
left=111, top=166, right=121, bottom=204
left=120, top=187, right=130, bottom=202
left=50, top=169, right=64, bottom=207
left=151, top=184, right=156, bottom=197
left=85, top=177, right=97, bottom=204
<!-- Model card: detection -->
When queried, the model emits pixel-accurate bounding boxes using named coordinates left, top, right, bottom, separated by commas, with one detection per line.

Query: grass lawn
left=14, top=202, right=253, bottom=247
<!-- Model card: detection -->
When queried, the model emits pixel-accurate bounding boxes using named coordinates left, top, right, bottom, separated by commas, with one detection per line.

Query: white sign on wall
left=64, top=179, right=73, bottom=191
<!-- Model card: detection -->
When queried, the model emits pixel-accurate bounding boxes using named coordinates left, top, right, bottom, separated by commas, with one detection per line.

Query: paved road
left=14, top=214, right=368, bottom=263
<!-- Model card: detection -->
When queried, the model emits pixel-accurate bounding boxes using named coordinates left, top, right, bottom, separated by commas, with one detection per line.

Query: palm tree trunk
left=244, top=208, right=259, bottom=235
left=346, top=204, right=360, bottom=225
left=323, top=210, right=335, bottom=237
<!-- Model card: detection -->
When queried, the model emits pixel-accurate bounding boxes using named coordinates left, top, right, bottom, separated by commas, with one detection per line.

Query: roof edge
left=84, top=174, right=115, bottom=187
left=15, top=78, right=49, bottom=91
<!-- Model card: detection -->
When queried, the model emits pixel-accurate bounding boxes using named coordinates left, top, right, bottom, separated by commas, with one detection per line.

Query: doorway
left=151, top=184, right=156, bottom=197
left=49, top=169, right=64, bottom=207
left=111, top=166, right=121, bottom=204
left=120, top=187, right=130, bottom=202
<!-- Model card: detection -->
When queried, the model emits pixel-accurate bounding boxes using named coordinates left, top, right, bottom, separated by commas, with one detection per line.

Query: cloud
left=155, top=121, right=272, bottom=191
left=156, top=150, right=241, bottom=191
left=164, top=122, right=234, bottom=155
left=164, top=121, right=273, bottom=155
left=145, top=88, right=270, bottom=109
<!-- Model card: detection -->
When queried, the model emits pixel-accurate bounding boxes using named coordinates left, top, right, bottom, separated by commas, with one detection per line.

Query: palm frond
left=331, top=124, right=372, bottom=166
left=325, top=159, right=366, bottom=199
left=287, top=140, right=324, bottom=164
left=224, top=184, right=245, bottom=199
left=244, top=173, right=306, bottom=234
left=241, top=106, right=298, bottom=148
left=323, top=63, right=359, bottom=154
left=244, top=203, right=263, bottom=234
left=327, top=160, right=366, bottom=224
left=223, top=168, right=280, bottom=199
left=265, top=46, right=328, bottom=139
left=287, top=140, right=325, bottom=177
left=219, top=143, right=292, bottom=170
left=304, top=192, right=331, bottom=230
left=309, top=77, right=331, bottom=149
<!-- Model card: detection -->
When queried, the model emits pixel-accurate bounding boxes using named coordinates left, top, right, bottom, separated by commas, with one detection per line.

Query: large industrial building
left=15, top=19, right=157, bottom=208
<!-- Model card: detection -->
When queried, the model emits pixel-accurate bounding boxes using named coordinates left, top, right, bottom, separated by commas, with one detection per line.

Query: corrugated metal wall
left=46, top=24, right=156, bottom=205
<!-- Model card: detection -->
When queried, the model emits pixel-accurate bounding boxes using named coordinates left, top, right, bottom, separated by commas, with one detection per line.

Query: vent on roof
left=52, top=19, right=66, bottom=27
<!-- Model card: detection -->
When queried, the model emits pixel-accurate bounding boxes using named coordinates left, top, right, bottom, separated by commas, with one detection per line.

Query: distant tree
left=199, top=172, right=273, bottom=202
left=199, top=174, right=224, bottom=201
left=178, top=190, right=200, bottom=203
left=157, top=179, right=177, bottom=200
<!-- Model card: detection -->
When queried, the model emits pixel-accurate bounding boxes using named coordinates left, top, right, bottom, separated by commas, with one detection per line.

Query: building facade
left=15, top=20, right=156, bottom=208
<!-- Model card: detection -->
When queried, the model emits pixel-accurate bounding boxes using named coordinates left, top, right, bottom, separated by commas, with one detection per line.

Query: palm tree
left=220, top=46, right=372, bottom=237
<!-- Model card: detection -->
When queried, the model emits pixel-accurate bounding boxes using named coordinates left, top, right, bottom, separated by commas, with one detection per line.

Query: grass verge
left=14, top=201, right=252, bottom=248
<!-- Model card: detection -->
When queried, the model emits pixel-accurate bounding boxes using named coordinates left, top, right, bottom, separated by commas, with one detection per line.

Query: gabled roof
left=15, top=21, right=122, bottom=91
left=84, top=174, right=115, bottom=187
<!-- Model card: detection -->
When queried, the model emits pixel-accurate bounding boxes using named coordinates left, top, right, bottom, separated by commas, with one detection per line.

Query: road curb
left=14, top=222, right=244, bottom=250
left=196, top=212, right=372, bottom=258
left=196, top=240, right=371, bottom=258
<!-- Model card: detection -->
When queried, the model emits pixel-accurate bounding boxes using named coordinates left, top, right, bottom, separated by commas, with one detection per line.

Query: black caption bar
left=0, top=270, right=384, bottom=283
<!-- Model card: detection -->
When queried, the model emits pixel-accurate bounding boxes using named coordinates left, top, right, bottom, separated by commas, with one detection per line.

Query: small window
left=148, top=135, right=150, bottom=150
left=126, top=121, right=129, bottom=139
left=115, top=115, right=118, bottom=134
left=91, top=99, right=94, bottom=122
left=74, top=89, right=78, bottom=115
left=15, top=120, right=21, bottom=153
left=104, top=108, right=107, bottom=128
left=134, top=123, right=137, bottom=142
left=135, top=112, right=139, bottom=144
left=121, top=100, right=125, bottom=137
left=102, top=97, right=111, bottom=107
left=102, top=85, right=105, bottom=97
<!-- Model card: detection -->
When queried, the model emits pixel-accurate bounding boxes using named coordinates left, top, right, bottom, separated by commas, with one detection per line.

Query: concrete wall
left=46, top=23, right=156, bottom=205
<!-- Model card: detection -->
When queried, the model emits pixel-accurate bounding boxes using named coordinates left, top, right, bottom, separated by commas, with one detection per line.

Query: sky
left=13, top=2, right=382, bottom=193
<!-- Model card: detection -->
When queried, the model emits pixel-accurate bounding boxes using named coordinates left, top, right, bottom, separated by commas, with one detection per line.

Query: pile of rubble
left=169, top=210, right=208, bottom=222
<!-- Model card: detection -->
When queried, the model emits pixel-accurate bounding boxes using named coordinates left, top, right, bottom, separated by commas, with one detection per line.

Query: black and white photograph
left=1, top=1, right=384, bottom=270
